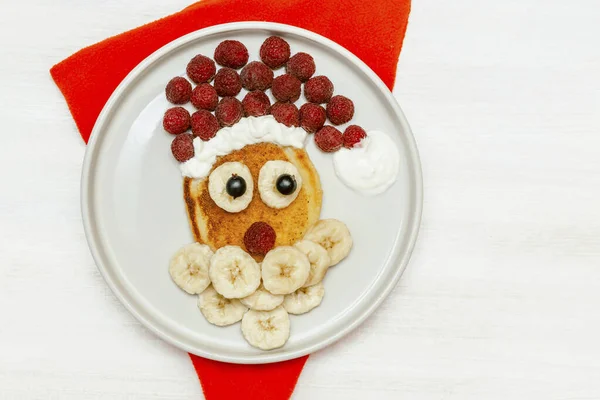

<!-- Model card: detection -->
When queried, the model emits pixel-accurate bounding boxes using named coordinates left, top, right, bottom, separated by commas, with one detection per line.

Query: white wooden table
left=1, top=0, right=599, bottom=398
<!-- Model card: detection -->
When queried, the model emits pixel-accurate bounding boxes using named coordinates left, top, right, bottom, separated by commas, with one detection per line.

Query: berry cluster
left=163, top=36, right=367, bottom=163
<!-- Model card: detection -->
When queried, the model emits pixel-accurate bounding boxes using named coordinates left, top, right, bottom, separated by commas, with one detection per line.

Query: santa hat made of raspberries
left=165, top=36, right=369, bottom=172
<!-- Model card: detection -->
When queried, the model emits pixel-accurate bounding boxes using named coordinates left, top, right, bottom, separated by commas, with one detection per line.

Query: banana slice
left=241, top=306, right=290, bottom=350
left=294, top=240, right=331, bottom=287
left=169, top=243, right=213, bottom=294
left=303, top=219, right=353, bottom=266
left=258, top=160, right=303, bottom=209
left=208, top=162, right=254, bottom=213
left=198, top=286, right=248, bottom=326
left=240, top=283, right=284, bottom=311
left=262, top=246, right=310, bottom=295
left=209, top=246, right=261, bottom=298
left=282, top=282, right=325, bottom=315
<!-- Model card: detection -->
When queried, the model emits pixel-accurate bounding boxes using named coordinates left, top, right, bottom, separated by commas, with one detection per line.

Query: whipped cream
left=332, top=131, right=400, bottom=195
left=180, top=116, right=308, bottom=179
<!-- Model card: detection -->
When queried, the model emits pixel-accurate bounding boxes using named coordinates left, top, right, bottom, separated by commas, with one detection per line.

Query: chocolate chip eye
left=276, top=174, right=297, bottom=195
left=226, top=175, right=247, bottom=198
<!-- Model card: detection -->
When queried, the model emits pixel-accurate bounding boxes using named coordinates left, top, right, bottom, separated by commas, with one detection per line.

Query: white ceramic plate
left=81, top=22, right=422, bottom=364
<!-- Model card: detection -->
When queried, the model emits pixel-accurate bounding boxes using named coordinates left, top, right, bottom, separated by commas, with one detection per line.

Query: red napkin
left=51, top=0, right=410, bottom=398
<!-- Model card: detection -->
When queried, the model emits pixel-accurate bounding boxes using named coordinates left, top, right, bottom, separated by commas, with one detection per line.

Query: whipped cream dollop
left=332, top=131, right=400, bottom=195
left=180, top=116, right=308, bottom=179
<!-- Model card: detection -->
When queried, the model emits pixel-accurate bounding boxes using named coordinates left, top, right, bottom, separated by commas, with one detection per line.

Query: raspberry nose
left=243, top=222, right=277, bottom=255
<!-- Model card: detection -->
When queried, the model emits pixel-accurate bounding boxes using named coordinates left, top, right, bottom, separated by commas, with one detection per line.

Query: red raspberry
left=242, top=91, right=271, bottom=117
left=214, top=68, right=242, bottom=97
left=314, top=125, right=343, bottom=152
left=171, top=133, right=195, bottom=162
left=304, top=75, right=334, bottom=104
left=270, top=102, right=299, bottom=127
left=214, top=40, right=249, bottom=69
left=163, top=107, right=190, bottom=135
left=240, top=61, right=274, bottom=91
left=299, top=103, right=326, bottom=133
left=271, top=73, right=301, bottom=102
left=327, top=95, right=354, bottom=125
left=244, top=222, right=276, bottom=255
left=190, top=83, right=218, bottom=111
left=215, top=97, right=243, bottom=127
left=186, top=55, right=216, bottom=84
left=260, top=36, right=291, bottom=69
left=165, top=77, right=192, bottom=104
left=190, top=110, right=219, bottom=141
left=286, top=52, right=315, bottom=82
left=343, top=125, right=367, bottom=148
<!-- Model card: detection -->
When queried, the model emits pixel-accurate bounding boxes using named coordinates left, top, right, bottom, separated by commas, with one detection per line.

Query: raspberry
left=304, top=75, right=334, bottom=104
left=343, top=125, right=367, bottom=148
left=240, top=61, right=274, bottom=91
left=214, top=40, right=249, bottom=69
left=191, top=110, right=219, bottom=141
left=165, top=77, right=192, bottom=104
left=190, top=83, right=218, bottom=111
left=171, top=133, right=195, bottom=162
left=244, top=222, right=276, bottom=255
left=270, top=102, right=299, bottom=127
left=326, top=95, right=354, bottom=125
left=214, top=68, right=242, bottom=97
left=286, top=52, right=315, bottom=82
left=186, top=55, right=216, bottom=84
left=271, top=73, right=301, bottom=102
left=242, top=91, right=271, bottom=117
left=215, top=97, right=243, bottom=127
left=163, top=107, right=190, bottom=135
left=260, top=36, right=291, bottom=69
left=299, top=103, right=326, bottom=133
left=314, top=125, right=343, bottom=152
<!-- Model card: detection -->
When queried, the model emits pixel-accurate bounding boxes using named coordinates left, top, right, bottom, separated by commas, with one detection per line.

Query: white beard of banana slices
left=282, top=282, right=325, bottom=315
left=240, top=283, right=284, bottom=311
left=258, top=160, right=303, bottom=209
left=294, top=240, right=331, bottom=287
left=208, top=162, right=253, bottom=213
left=303, top=219, right=353, bottom=266
left=169, top=243, right=213, bottom=294
left=261, top=246, right=310, bottom=295
left=209, top=246, right=261, bottom=299
left=198, top=286, right=248, bottom=326
left=241, top=306, right=290, bottom=350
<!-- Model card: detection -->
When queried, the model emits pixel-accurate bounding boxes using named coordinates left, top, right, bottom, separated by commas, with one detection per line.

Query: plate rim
left=81, top=21, right=423, bottom=364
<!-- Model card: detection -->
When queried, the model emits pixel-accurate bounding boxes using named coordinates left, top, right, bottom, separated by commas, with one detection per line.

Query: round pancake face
left=184, top=143, right=322, bottom=261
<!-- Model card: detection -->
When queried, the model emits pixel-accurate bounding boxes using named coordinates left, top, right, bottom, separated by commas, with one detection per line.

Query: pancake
left=184, top=142, right=322, bottom=261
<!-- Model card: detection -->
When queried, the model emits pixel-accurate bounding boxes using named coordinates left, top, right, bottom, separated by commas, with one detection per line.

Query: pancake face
left=184, top=142, right=322, bottom=261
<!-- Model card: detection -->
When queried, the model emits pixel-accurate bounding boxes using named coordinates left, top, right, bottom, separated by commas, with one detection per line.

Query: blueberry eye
left=208, top=162, right=253, bottom=213
left=276, top=174, right=297, bottom=195
left=226, top=175, right=247, bottom=198
left=258, top=161, right=303, bottom=209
